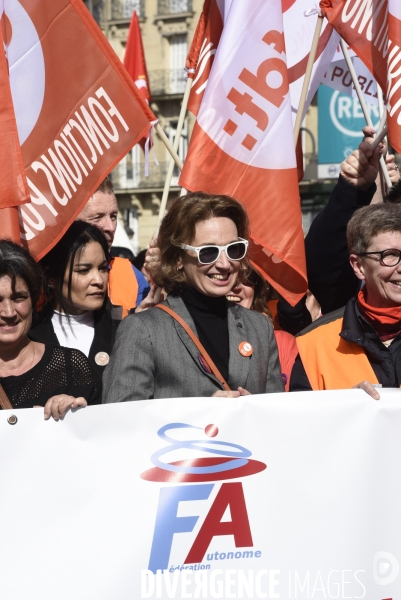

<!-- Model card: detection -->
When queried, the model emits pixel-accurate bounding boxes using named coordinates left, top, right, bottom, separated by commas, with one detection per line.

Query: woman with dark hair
left=103, top=192, right=283, bottom=402
left=30, top=221, right=118, bottom=382
left=0, top=240, right=100, bottom=418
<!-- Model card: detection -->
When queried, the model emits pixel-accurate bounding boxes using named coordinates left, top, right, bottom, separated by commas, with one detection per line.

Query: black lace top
left=0, top=344, right=101, bottom=409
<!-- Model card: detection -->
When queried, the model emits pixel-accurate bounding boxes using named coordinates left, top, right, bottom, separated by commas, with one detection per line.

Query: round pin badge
left=238, top=341, right=253, bottom=357
left=95, top=351, right=110, bottom=366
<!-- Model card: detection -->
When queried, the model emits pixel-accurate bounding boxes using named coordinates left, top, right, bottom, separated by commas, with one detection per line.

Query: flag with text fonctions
left=0, top=0, right=156, bottom=258
left=180, top=0, right=307, bottom=306
left=320, top=0, right=401, bottom=153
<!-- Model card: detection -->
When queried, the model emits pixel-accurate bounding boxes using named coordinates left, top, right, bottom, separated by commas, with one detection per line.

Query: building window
left=158, top=0, right=192, bottom=15
left=169, top=34, right=187, bottom=94
left=119, top=144, right=141, bottom=188
left=168, top=119, right=188, bottom=185
left=111, top=0, right=144, bottom=20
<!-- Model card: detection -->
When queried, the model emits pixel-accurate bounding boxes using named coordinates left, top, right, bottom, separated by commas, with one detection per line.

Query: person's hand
left=352, top=381, right=380, bottom=400
left=44, top=395, right=87, bottom=420
left=212, top=387, right=251, bottom=397
left=385, top=153, right=400, bottom=184
left=144, top=237, right=161, bottom=278
left=341, top=127, right=384, bottom=190
left=135, top=284, right=164, bottom=313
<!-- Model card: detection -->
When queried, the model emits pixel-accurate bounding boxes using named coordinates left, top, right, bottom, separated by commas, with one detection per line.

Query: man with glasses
left=290, top=203, right=401, bottom=398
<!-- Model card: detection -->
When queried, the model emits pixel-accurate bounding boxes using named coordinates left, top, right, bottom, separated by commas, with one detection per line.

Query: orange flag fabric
left=186, top=0, right=225, bottom=116
left=0, top=0, right=156, bottom=258
left=123, top=10, right=151, bottom=103
left=0, top=12, right=30, bottom=220
left=320, top=0, right=401, bottom=153
left=180, top=0, right=307, bottom=306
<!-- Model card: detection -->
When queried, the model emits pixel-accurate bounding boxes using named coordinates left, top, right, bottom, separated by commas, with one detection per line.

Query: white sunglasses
left=180, top=238, right=249, bottom=265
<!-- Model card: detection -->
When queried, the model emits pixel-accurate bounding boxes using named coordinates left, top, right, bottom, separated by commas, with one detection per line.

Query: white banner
left=2, top=389, right=401, bottom=599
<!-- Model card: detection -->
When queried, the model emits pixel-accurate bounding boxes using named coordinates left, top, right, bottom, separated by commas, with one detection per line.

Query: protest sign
left=1, top=389, right=401, bottom=599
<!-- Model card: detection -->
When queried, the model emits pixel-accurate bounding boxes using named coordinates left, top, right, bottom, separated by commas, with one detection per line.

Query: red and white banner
left=180, top=1, right=307, bottom=305
left=186, top=0, right=226, bottom=116
left=124, top=10, right=151, bottom=103
left=0, top=0, right=156, bottom=258
left=320, top=0, right=401, bottom=152
left=1, top=389, right=401, bottom=599
left=283, top=0, right=339, bottom=125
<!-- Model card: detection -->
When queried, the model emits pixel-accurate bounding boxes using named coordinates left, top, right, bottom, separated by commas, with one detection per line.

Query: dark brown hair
left=347, top=203, right=401, bottom=255
left=151, top=191, right=250, bottom=295
left=0, top=240, right=43, bottom=309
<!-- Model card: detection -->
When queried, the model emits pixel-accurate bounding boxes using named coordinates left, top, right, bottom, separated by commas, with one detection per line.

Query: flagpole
left=293, top=14, right=323, bottom=145
left=339, top=39, right=392, bottom=190
left=155, top=123, right=184, bottom=171
left=157, top=78, right=193, bottom=228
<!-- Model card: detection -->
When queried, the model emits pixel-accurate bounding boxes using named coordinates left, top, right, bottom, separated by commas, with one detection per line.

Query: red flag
left=123, top=10, right=151, bottom=103
left=320, top=0, right=401, bottom=153
left=186, top=0, right=225, bottom=116
left=0, top=11, right=29, bottom=237
left=180, top=1, right=307, bottom=306
left=0, top=0, right=156, bottom=258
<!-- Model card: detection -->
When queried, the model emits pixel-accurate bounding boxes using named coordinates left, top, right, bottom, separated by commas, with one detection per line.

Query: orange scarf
left=357, top=288, right=401, bottom=341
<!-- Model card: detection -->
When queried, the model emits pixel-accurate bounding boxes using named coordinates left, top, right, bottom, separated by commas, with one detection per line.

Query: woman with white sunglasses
left=103, top=192, right=284, bottom=401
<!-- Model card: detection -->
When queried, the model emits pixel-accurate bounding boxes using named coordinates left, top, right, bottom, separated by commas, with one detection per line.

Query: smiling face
left=226, top=279, right=255, bottom=308
left=0, top=275, right=32, bottom=348
left=57, top=241, right=109, bottom=315
left=177, top=217, right=243, bottom=297
left=350, top=230, right=401, bottom=308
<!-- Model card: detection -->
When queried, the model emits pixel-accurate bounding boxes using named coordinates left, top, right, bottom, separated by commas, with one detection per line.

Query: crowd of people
left=1, top=129, right=401, bottom=418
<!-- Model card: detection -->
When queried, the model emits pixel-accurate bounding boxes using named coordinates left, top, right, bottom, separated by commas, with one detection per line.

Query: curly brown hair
left=151, top=191, right=250, bottom=296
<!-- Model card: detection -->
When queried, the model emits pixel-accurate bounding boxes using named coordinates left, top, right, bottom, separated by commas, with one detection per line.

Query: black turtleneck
left=181, top=287, right=229, bottom=381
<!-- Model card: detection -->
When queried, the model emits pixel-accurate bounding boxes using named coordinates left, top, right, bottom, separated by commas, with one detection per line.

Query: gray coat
left=102, top=295, right=284, bottom=402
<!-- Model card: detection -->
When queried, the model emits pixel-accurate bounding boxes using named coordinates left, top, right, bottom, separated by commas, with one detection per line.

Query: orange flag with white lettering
left=0, top=0, right=156, bottom=258
left=180, top=0, right=307, bottom=305
left=320, top=0, right=401, bottom=153
left=186, top=0, right=225, bottom=116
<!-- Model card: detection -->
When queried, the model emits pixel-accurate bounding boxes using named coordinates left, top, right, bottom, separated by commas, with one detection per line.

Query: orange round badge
left=238, top=341, right=253, bottom=357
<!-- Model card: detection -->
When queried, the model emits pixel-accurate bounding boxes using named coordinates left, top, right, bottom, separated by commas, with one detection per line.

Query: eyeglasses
left=180, top=238, right=248, bottom=265
left=358, top=248, right=401, bottom=267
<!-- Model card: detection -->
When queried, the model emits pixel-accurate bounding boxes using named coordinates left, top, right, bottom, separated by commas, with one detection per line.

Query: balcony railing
left=112, top=161, right=182, bottom=191
left=149, top=69, right=186, bottom=96
left=111, top=0, right=144, bottom=19
left=157, top=0, right=192, bottom=15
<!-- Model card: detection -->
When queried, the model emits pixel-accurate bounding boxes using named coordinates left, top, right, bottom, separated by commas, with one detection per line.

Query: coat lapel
left=165, top=296, right=224, bottom=390
left=227, top=304, right=251, bottom=390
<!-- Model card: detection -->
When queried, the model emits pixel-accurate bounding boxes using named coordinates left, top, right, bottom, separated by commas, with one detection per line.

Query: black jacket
left=29, top=304, right=119, bottom=382
left=290, top=298, right=401, bottom=391
left=305, top=176, right=376, bottom=314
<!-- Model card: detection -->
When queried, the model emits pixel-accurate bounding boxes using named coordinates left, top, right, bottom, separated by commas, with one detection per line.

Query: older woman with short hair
left=290, top=202, right=401, bottom=397
left=0, top=240, right=100, bottom=418
left=103, top=192, right=284, bottom=401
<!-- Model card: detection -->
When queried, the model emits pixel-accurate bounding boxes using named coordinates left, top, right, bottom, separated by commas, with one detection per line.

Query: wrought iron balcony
left=149, top=69, right=186, bottom=96
left=112, top=161, right=182, bottom=191
left=111, top=0, right=145, bottom=19
left=157, top=0, right=192, bottom=15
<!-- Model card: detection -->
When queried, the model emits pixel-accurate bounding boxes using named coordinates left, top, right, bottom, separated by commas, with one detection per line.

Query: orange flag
left=0, top=0, right=156, bottom=258
left=186, top=0, right=225, bottom=116
left=320, top=0, right=401, bottom=153
left=0, top=12, right=30, bottom=240
left=123, top=10, right=151, bottom=103
left=180, top=0, right=307, bottom=306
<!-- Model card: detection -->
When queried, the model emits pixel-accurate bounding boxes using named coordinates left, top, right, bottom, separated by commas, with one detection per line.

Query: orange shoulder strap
left=108, top=257, right=139, bottom=318
left=155, top=304, right=231, bottom=391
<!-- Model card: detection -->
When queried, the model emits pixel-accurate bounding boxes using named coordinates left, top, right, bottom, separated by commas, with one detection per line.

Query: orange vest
left=296, top=317, right=379, bottom=390
left=108, top=257, right=139, bottom=319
